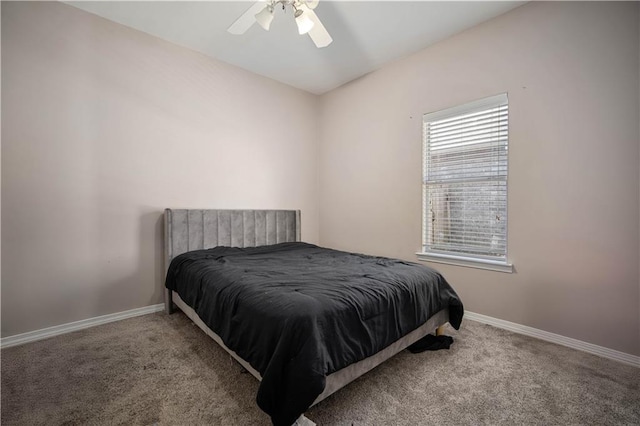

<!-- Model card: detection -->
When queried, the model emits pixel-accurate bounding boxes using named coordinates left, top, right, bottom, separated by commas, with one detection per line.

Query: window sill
left=416, top=252, right=513, bottom=273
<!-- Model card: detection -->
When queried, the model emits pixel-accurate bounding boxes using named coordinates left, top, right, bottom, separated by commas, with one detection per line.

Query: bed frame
left=164, top=209, right=448, bottom=423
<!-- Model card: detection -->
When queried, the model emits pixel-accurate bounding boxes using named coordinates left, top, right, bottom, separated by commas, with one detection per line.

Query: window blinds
left=422, top=94, right=508, bottom=260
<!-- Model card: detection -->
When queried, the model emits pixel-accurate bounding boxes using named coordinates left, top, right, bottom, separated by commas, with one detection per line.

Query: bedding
left=165, top=242, right=463, bottom=426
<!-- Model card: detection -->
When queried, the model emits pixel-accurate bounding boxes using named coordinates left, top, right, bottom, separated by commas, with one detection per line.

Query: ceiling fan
left=228, top=0, right=333, bottom=48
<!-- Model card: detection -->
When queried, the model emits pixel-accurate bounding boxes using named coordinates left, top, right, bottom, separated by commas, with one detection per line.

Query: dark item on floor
left=407, top=334, right=454, bottom=353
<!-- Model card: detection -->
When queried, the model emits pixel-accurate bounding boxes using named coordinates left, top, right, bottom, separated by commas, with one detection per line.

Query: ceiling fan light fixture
left=228, top=0, right=331, bottom=48
left=255, top=6, right=274, bottom=31
left=294, top=9, right=314, bottom=35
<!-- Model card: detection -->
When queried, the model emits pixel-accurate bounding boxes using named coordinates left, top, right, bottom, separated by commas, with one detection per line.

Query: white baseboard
left=1, top=304, right=165, bottom=349
left=2, top=305, right=637, bottom=368
left=464, top=311, right=640, bottom=368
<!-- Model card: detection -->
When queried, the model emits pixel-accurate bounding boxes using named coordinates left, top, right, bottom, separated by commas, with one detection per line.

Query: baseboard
left=1, top=304, right=165, bottom=349
left=464, top=311, right=640, bottom=368
left=3, top=305, right=637, bottom=367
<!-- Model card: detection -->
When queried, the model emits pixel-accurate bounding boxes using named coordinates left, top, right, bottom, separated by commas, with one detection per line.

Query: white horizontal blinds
left=423, top=94, right=508, bottom=259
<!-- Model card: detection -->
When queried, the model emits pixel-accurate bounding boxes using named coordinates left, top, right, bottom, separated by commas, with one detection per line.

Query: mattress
left=165, top=242, right=464, bottom=426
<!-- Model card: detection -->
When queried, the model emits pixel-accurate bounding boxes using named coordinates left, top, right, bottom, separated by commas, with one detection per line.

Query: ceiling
left=67, top=1, right=525, bottom=95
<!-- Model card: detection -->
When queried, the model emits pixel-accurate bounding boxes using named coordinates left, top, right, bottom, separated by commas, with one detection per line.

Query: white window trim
left=423, top=93, right=507, bottom=122
left=419, top=93, right=513, bottom=272
left=416, top=251, right=513, bottom=273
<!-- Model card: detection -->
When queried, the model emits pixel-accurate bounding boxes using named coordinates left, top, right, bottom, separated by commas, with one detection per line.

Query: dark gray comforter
left=165, top=242, right=463, bottom=425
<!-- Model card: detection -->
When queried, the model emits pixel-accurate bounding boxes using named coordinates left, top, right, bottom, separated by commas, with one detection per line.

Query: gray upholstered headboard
left=164, top=209, right=301, bottom=270
left=164, top=209, right=301, bottom=313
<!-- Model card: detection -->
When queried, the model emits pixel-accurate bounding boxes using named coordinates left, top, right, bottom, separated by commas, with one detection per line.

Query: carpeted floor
left=1, top=312, right=638, bottom=425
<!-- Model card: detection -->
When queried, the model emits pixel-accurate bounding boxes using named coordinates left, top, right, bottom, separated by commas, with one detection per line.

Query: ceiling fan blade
left=228, top=1, right=267, bottom=35
left=300, top=6, right=332, bottom=48
left=303, top=0, right=320, bottom=10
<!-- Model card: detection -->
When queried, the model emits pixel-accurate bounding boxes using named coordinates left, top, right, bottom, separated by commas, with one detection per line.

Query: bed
left=164, top=209, right=463, bottom=426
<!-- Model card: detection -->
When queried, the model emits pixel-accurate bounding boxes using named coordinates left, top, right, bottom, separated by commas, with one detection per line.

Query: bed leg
left=436, top=325, right=445, bottom=336
left=164, top=288, right=174, bottom=315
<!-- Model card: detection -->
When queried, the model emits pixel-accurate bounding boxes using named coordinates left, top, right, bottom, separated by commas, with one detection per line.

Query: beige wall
left=319, top=2, right=640, bottom=356
left=2, top=1, right=639, bottom=358
left=1, top=2, right=320, bottom=336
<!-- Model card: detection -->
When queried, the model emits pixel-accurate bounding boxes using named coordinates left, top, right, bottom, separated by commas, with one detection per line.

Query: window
left=417, top=94, right=512, bottom=273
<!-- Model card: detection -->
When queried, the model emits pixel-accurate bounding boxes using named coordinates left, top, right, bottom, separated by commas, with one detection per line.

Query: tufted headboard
left=163, top=209, right=301, bottom=313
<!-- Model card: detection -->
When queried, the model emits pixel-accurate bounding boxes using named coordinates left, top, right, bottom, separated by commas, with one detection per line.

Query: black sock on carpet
left=407, top=334, right=454, bottom=353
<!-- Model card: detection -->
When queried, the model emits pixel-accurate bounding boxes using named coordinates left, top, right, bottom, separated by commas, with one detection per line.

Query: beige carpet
left=2, top=311, right=638, bottom=425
